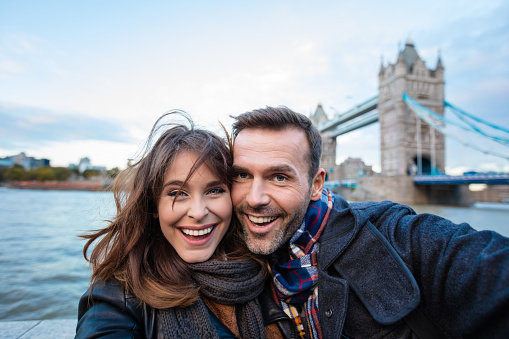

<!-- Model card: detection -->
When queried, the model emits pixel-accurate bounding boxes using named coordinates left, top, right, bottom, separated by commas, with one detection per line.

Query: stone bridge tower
left=310, top=104, right=338, bottom=181
left=378, top=40, right=445, bottom=176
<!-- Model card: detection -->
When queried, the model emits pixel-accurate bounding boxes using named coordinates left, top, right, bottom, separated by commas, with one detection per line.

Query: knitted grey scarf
left=158, top=258, right=266, bottom=338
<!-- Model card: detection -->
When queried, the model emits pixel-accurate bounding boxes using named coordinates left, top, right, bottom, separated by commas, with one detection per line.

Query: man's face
left=231, top=127, right=322, bottom=255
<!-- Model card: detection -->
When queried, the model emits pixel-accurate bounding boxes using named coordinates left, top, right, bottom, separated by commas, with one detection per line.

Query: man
left=231, top=106, right=509, bottom=338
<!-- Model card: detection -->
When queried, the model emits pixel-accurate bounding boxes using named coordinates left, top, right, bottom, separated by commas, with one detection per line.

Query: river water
left=0, top=188, right=508, bottom=322
left=0, top=188, right=115, bottom=322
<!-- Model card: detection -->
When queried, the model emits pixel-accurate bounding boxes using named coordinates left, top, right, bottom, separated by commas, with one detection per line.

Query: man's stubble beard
left=239, top=192, right=311, bottom=255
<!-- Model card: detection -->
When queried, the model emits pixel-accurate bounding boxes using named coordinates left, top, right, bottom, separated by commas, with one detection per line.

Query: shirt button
left=325, top=309, right=333, bottom=318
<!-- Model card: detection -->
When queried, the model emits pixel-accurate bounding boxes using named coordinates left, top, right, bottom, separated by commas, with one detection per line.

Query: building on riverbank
left=0, top=153, right=50, bottom=170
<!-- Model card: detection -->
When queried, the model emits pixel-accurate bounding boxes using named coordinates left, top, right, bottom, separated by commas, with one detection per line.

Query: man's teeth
left=181, top=226, right=213, bottom=236
left=248, top=215, right=277, bottom=224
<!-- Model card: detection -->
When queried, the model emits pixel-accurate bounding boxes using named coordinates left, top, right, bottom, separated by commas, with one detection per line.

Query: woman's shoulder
left=83, top=279, right=134, bottom=307
left=76, top=279, right=155, bottom=338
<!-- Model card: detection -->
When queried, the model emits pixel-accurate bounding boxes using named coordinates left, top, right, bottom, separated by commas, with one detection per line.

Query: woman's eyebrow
left=163, top=180, right=226, bottom=189
left=205, top=180, right=226, bottom=188
left=162, top=180, right=184, bottom=189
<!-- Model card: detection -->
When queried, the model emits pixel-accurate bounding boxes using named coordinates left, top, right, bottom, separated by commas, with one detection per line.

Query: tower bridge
left=311, top=40, right=509, bottom=205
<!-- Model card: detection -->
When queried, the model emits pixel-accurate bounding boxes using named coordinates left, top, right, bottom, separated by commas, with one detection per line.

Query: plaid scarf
left=271, top=187, right=334, bottom=339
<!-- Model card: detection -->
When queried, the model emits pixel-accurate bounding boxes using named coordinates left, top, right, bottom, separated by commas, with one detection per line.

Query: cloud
left=0, top=33, right=42, bottom=77
left=0, top=59, right=28, bottom=75
left=0, top=102, right=133, bottom=150
left=7, top=33, right=44, bottom=55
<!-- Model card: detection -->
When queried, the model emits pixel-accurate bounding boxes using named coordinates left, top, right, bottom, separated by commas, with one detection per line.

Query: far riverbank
left=2, top=180, right=110, bottom=192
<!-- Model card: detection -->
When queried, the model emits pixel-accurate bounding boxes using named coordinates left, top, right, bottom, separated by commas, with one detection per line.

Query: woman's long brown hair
left=80, top=111, right=254, bottom=309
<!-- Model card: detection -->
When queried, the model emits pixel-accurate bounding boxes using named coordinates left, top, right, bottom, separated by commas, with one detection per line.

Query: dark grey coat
left=316, top=195, right=509, bottom=338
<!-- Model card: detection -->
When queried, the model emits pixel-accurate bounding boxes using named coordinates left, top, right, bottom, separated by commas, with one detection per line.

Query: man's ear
left=310, top=168, right=325, bottom=201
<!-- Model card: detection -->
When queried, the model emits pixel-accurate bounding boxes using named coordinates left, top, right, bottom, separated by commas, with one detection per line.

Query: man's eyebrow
left=232, top=164, right=297, bottom=176
left=267, top=165, right=297, bottom=175
left=231, top=165, right=249, bottom=173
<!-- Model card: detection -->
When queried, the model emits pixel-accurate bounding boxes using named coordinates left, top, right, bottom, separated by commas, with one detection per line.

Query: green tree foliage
left=53, top=167, right=73, bottom=181
left=0, top=167, right=8, bottom=181
left=106, top=167, right=120, bottom=179
left=25, top=169, right=39, bottom=180
left=83, top=169, right=100, bottom=179
left=36, top=167, right=56, bottom=181
left=4, top=165, right=26, bottom=181
left=1, top=165, right=83, bottom=182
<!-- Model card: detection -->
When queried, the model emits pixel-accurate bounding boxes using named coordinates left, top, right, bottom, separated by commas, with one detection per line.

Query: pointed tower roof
left=436, top=49, right=444, bottom=70
left=310, top=104, right=328, bottom=125
left=379, top=55, right=384, bottom=75
left=401, top=39, right=420, bottom=71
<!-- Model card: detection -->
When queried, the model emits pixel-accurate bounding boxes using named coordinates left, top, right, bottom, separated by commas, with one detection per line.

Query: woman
left=76, top=112, right=283, bottom=338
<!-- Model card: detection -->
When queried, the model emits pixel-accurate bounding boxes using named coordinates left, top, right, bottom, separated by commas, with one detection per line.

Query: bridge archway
left=412, top=156, right=432, bottom=175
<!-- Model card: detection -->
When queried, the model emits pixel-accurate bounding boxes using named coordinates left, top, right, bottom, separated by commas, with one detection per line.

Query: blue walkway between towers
left=413, top=174, right=509, bottom=185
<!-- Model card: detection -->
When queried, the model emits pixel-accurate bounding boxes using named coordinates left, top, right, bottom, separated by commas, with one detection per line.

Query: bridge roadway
left=325, top=174, right=509, bottom=188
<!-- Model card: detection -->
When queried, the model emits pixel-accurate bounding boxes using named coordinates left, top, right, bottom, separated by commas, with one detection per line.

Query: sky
left=1, top=0, right=508, bottom=174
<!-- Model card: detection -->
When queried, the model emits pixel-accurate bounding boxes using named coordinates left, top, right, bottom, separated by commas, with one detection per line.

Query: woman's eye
left=208, top=187, right=226, bottom=195
left=168, top=190, right=187, bottom=198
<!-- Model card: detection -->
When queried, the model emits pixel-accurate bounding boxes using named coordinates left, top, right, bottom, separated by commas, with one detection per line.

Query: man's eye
left=274, top=175, right=287, bottom=182
left=236, top=172, right=249, bottom=179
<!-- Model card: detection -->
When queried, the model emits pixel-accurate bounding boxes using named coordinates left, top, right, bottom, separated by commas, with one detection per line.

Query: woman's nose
left=187, top=197, right=209, bottom=220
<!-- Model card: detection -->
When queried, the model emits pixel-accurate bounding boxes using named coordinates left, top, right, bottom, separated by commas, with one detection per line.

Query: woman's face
left=155, top=151, right=232, bottom=263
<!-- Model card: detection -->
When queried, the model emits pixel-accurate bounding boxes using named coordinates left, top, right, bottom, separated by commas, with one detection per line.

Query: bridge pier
left=416, top=184, right=473, bottom=206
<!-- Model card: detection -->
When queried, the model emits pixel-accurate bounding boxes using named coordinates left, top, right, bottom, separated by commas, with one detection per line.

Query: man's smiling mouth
left=248, top=215, right=277, bottom=227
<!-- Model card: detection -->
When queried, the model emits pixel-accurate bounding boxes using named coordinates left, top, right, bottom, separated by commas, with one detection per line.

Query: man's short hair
left=232, top=106, right=322, bottom=182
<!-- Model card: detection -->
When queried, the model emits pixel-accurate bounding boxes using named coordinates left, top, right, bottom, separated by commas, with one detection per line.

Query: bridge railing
left=413, top=174, right=509, bottom=185
left=324, top=179, right=357, bottom=188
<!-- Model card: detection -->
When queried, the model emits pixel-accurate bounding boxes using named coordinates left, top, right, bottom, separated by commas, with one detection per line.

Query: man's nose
left=187, top=197, right=209, bottom=220
left=246, top=178, right=270, bottom=207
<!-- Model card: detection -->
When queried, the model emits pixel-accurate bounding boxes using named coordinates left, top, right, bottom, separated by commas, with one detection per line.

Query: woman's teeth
left=181, top=226, right=213, bottom=236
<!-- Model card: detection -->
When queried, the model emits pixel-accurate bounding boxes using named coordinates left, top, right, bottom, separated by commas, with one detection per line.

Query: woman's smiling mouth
left=180, top=226, right=215, bottom=239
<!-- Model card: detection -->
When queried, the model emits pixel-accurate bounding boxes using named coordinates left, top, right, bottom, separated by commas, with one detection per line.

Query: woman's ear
left=310, top=168, right=325, bottom=201
left=153, top=212, right=158, bottom=218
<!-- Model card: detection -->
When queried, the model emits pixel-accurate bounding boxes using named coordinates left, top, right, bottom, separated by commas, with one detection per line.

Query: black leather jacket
left=76, top=280, right=298, bottom=338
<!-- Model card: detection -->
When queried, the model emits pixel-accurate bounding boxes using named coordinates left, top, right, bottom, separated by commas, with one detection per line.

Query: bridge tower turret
left=378, top=40, right=445, bottom=176
left=310, top=104, right=338, bottom=181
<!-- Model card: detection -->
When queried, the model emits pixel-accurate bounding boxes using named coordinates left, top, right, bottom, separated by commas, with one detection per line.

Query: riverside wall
left=332, top=176, right=509, bottom=206
left=0, top=319, right=76, bottom=338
